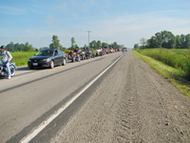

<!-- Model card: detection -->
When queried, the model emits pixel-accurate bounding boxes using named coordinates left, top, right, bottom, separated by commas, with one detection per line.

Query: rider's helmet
left=0, top=45, right=6, bottom=49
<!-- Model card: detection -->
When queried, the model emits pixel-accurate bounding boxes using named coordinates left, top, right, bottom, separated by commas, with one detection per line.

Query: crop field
left=135, top=48, right=190, bottom=78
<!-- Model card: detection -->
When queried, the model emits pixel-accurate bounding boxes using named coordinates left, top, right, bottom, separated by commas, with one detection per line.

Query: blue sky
left=0, top=0, right=190, bottom=48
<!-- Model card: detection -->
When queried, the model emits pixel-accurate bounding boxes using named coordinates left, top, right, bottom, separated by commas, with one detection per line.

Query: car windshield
left=36, top=50, right=53, bottom=56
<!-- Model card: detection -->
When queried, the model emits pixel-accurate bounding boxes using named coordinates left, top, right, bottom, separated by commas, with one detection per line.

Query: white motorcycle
left=0, top=61, right=16, bottom=77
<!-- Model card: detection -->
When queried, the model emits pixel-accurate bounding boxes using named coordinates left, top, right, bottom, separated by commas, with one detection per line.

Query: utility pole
left=87, top=31, right=91, bottom=47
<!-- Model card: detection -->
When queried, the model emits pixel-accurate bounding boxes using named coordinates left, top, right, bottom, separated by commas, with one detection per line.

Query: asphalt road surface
left=1, top=50, right=190, bottom=143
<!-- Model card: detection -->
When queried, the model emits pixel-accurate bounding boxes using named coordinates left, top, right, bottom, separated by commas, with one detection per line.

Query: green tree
left=176, top=35, right=183, bottom=49
left=19, top=43, right=25, bottom=51
left=102, top=42, right=109, bottom=47
left=155, top=32, right=163, bottom=48
left=90, top=40, right=97, bottom=49
left=49, top=35, right=60, bottom=49
left=146, top=36, right=158, bottom=48
left=71, top=37, right=76, bottom=49
left=23, top=42, right=34, bottom=51
left=140, top=38, right=147, bottom=49
left=139, top=30, right=190, bottom=49
left=6, top=42, right=14, bottom=51
left=111, top=42, right=119, bottom=49
left=96, top=40, right=102, bottom=48
left=134, top=44, right=140, bottom=49
left=185, top=34, right=190, bottom=49
left=161, top=30, right=176, bottom=49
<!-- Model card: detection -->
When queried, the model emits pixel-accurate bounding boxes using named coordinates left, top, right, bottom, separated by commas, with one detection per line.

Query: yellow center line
left=49, top=66, right=65, bottom=71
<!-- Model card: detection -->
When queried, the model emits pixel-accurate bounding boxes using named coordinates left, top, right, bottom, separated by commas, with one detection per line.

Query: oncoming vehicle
left=28, top=49, right=67, bottom=69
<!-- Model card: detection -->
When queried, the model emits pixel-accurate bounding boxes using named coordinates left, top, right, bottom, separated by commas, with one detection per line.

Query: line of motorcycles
left=67, top=49, right=97, bottom=62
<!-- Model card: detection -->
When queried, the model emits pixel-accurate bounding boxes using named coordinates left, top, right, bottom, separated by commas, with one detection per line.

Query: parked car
left=28, top=49, right=67, bottom=69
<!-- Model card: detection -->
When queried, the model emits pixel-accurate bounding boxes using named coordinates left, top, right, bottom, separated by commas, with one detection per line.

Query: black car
left=28, top=49, right=67, bottom=69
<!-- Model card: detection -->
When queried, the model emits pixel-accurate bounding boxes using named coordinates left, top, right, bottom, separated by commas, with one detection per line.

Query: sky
left=0, top=0, right=190, bottom=49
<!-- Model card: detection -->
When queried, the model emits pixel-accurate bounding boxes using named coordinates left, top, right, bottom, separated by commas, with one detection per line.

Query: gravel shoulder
left=53, top=50, right=190, bottom=143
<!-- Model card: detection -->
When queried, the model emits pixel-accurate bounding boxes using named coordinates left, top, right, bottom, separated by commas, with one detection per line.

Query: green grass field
left=11, top=51, right=37, bottom=66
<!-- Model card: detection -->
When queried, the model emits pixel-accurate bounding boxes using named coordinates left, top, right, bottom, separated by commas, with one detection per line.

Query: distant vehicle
left=103, top=47, right=110, bottom=54
left=28, top=49, right=67, bottom=69
left=96, top=48, right=103, bottom=56
left=79, top=50, right=86, bottom=60
left=122, top=47, right=127, bottom=52
left=84, top=48, right=95, bottom=59
left=109, top=48, right=114, bottom=53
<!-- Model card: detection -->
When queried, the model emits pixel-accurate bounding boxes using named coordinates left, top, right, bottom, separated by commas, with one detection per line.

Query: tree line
left=5, top=42, right=37, bottom=52
left=4, top=35, right=123, bottom=52
left=134, top=30, right=190, bottom=49
left=89, top=40, right=122, bottom=49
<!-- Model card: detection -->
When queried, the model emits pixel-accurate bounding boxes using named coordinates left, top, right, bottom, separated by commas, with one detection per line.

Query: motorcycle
left=72, top=52, right=80, bottom=62
left=0, top=61, right=17, bottom=77
left=85, top=49, right=95, bottom=59
left=68, top=52, right=80, bottom=62
left=96, top=48, right=103, bottom=57
left=79, top=51, right=86, bottom=60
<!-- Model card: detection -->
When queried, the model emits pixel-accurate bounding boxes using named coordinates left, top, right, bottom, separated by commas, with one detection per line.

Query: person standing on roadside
left=0, top=45, right=12, bottom=79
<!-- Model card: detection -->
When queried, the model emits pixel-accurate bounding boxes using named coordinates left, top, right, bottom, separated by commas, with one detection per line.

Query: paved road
left=0, top=52, right=123, bottom=143
left=55, top=50, right=190, bottom=143
left=1, top=50, right=190, bottom=143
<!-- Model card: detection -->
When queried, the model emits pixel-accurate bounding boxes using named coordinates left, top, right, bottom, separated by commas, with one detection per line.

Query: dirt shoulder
left=53, top=50, right=190, bottom=143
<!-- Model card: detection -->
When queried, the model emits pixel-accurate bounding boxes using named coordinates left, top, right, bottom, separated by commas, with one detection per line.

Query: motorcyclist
left=122, top=48, right=125, bottom=53
left=67, top=48, right=73, bottom=60
left=0, top=45, right=13, bottom=79
left=74, top=47, right=81, bottom=62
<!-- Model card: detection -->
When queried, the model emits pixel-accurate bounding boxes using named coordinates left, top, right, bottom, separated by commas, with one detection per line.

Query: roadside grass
left=11, top=51, right=36, bottom=66
left=135, top=48, right=190, bottom=78
left=133, top=50, right=190, bottom=97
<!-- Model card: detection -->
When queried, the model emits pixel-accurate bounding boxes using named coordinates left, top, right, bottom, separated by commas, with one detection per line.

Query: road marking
left=49, top=66, right=65, bottom=71
left=20, top=54, right=123, bottom=143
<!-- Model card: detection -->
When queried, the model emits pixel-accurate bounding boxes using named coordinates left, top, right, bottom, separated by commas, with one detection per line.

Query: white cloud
left=0, top=5, right=25, bottom=15
left=84, top=12, right=190, bottom=47
left=1, top=1, right=190, bottom=49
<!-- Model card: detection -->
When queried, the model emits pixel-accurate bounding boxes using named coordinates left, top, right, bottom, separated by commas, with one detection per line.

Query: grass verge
left=133, top=50, right=190, bottom=97
left=11, top=52, right=36, bottom=66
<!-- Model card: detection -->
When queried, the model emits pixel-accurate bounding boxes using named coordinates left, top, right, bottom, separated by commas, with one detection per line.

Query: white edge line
left=20, top=54, right=123, bottom=143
